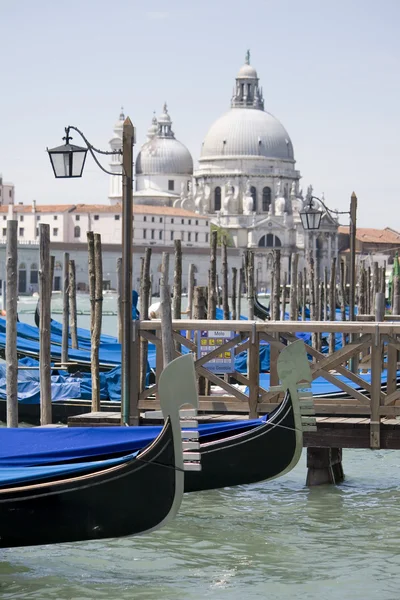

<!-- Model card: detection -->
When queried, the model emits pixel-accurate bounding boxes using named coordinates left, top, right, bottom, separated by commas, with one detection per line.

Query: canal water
left=1, top=296, right=400, bottom=599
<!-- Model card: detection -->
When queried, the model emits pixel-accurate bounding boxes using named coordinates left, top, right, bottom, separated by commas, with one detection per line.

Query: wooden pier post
left=281, top=272, right=287, bottom=321
left=329, top=257, right=336, bottom=355
left=87, top=232, right=96, bottom=334
left=61, top=252, right=70, bottom=364
left=39, top=223, right=52, bottom=426
left=339, top=260, right=347, bottom=349
left=324, top=267, right=328, bottom=321
left=231, top=267, right=237, bottom=320
left=248, top=323, right=259, bottom=419
left=306, top=448, right=344, bottom=486
left=298, top=270, right=304, bottom=321
left=208, top=230, right=217, bottom=320
left=50, top=255, right=55, bottom=294
left=139, top=247, right=152, bottom=391
left=238, top=266, right=243, bottom=320
left=187, top=263, right=195, bottom=319
left=308, top=252, right=316, bottom=348
left=160, top=252, right=174, bottom=367
left=91, top=234, right=103, bottom=412
left=6, top=220, right=18, bottom=427
left=69, top=259, right=78, bottom=349
left=272, top=249, right=281, bottom=321
left=222, top=237, right=229, bottom=319
left=172, top=239, right=182, bottom=321
left=289, top=253, right=298, bottom=321
left=194, top=286, right=207, bottom=395
left=116, top=257, right=122, bottom=343
left=247, top=250, right=255, bottom=320
left=1, top=280, right=6, bottom=313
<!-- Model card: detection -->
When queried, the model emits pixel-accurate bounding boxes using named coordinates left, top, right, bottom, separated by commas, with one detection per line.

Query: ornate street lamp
left=299, top=200, right=322, bottom=230
left=47, top=120, right=136, bottom=425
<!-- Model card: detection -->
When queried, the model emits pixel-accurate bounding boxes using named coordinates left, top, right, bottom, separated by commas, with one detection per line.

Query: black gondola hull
left=185, top=393, right=299, bottom=492
left=0, top=419, right=177, bottom=548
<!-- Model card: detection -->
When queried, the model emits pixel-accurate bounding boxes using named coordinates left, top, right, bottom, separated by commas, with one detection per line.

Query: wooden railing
left=133, top=320, right=400, bottom=449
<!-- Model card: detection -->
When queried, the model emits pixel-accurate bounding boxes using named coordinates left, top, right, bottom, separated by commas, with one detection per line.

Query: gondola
left=254, top=294, right=270, bottom=321
left=0, top=354, right=200, bottom=548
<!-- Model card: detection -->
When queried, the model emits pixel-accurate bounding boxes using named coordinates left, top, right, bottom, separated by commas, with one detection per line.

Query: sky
left=0, top=0, right=399, bottom=228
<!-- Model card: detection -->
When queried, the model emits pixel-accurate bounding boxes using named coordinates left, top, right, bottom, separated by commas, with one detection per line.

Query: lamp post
left=47, top=119, right=136, bottom=425
left=300, top=192, right=358, bottom=323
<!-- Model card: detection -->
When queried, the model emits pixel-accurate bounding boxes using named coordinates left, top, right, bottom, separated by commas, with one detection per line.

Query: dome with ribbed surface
left=135, top=104, right=193, bottom=175
left=200, top=108, right=294, bottom=160
left=136, top=137, right=193, bottom=175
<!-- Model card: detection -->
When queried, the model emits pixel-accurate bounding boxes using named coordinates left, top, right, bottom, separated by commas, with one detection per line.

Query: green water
left=1, top=297, right=400, bottom=599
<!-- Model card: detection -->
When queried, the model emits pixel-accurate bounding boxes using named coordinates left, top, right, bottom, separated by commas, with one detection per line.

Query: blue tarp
left=0, top=418, right=267, bottom=467
left=0, top=451, right=138, bottom=486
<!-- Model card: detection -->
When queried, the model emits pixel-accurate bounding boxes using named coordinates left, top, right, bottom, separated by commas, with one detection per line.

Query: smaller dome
left=237, top=63, right=258, bottom=79
left=158, top=103, right=171, bottom=124
left=135, top=138, right=193, bottom=176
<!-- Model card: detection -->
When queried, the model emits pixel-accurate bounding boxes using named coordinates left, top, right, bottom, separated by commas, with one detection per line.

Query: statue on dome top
left=245, top=49, right=250, bottom=65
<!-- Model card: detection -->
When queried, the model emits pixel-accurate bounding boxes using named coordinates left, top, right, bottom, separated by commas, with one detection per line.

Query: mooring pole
left=6, top=220, right=18, bottom=427
left=121, top=117, right=135, bottom=426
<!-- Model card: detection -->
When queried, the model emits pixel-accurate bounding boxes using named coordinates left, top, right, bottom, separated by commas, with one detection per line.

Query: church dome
left=200, top=107, right=294, bottom=161
left=136, top=104, right=193, bottom=176
left=135, top=137, right=193, bottom=175
left=237, top=63, right=258, bottom=78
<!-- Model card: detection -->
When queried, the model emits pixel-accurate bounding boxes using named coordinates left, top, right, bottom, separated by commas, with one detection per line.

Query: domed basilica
left=108, top=52, right=338, bottom=286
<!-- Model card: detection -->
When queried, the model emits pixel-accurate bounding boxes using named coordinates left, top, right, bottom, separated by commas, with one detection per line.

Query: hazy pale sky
left=1, top=0, right=399, bottom=228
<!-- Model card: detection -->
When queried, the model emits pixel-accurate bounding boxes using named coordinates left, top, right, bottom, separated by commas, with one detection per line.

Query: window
left=3, top=216, right=6, bottom=220
left=188, top=232, right=191, bottom=242
left=144, top=216, right=147, bottom=222
left=250, top=186, right=257, bottom=212
left=143, top=229, right=147, bottom=239
left=181, top=219, right=184, bottom=224
left=30, top=263, right=38, bottom=285
left=159, top=217, right=163, bottom=223
left=188, top=219, right=191, bottom=225
left=2, top=228, right=6, bottom=236
left=159, top=230, right=162, bottom=240
left=262, top=187, right=272, bottom=212
left=74, top=226, right=81, bottom=238
left=36, top=215, right=40, bottom=221
left=151, top=230, right=155, bottom=240
left=114, top=214, right=120, bottom=221
left=195, top=220, right=199, bottom=226
left=20, top=215, right=24, bottom=222
left=168, top=180, right=174, bottom=191
left=258, top=234, right=281, bottom=248
left=195, top=232, right=198, bottom=242
left=171, top=218, right=174, bottom=224
left=94, top=215, right=99, bottom=221
left=54, top=215, right=58, bottom=220
left=181, top=231, right=184, bottom=241
left=214, top=187, right=221, bottom=211
left=36, top=228, right=39, bottom=237
left=170, top=231, right=174, bottom=241
left=53, top=228, right=58, bottom=236
left=19, top=227, right=24, bottom=237
left=206, top=233, right=209, bottom=243
left=9, top=190, right=12, bottom=197
left=76, top=215, right=80, bottom=221
left=151, top=217, right=155, bottom=223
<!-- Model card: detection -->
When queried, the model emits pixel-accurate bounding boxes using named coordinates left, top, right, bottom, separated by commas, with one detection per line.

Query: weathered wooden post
left=393, top=272, right=400, bottom=315
left=272, top=249, right=281, bottom=321
left=69, top=259, right=78, bottom=349
left=222, top=237, right=229, bottom=319
left=238, top=266, right=243, bottom=319
left=247, top=250, right=255, bottom=319
left=61, top=252, right=70, bottom=364
left=39, top=223, right=52, bottom=426
left=298, top=270, right=304, bottom=321
left=139, top=247, right=152, bottom=391
left=372, top=261, right=379, bottom=314
left=6, top=220, right=18, bottom=427
left=91, top=233, right=103, bottom=412
left=116, top=257, right=122, bottom=343
left=50, top=255, right=55, bottom=294
left=1, top=280, right=6, bottom=313
left=194, top=286, right=207, bottom=395
left=187, top=263, right=195, bottom=319
left=231, top=267, right=237, bottom=320
left=281, top=272, right=288, bottom=321
left=172, top=239, right=182, bottom=320
left=289, top=253, right=298, bottom=321
left=308, top=252, right=317, bottom=349
left=303, top=267, right=307, bottom=321
left=87, top=232, right=95, bottom=335
left=160, top=252, right=174, bottom=367
left=329, top=257, right=336, bottom=355
left=208, top=230, right=217, bottom=320
left=323, top=267, right=328, bottom=321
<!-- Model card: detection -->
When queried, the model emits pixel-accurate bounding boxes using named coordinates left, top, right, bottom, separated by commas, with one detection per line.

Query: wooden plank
left=370, top=336, right=382, bottom=448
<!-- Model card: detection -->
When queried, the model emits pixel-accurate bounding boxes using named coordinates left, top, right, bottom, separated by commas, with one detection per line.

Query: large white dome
left=200, top=108, right=294, bottom=161
left=136, top=137, right=193, bottom=176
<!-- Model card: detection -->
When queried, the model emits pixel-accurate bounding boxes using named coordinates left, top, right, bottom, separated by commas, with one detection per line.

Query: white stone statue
left=274, top=179, right=286, bottom=216
left=223, top=180, right=233, bottom=213
left=290, top=181, right=296, bottom=198
left=180, top=181, right=186, bottom=200
left=194, top=180, right=205, bottom=214
left=275, top=180, right=281, bottom=199
left=243, top=179, right=253, bottom=214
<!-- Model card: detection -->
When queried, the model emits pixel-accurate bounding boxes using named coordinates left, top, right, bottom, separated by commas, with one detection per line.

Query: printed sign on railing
left=197, top=329, right=235, bottom=374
